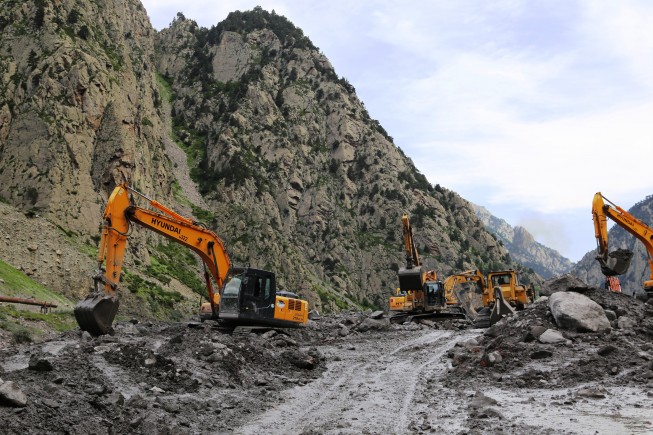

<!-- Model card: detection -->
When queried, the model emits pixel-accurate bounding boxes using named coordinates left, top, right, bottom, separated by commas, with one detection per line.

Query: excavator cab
left=219, top=267, right=308, bottom=327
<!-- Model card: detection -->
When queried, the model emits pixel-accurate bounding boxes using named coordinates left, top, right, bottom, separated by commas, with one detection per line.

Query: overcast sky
left=141, top=0, right=653, bottom=262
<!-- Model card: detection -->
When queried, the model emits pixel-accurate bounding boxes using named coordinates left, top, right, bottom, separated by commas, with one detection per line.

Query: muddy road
left=238, top=329, right=474, bottom=434
left=236, top=325, right=652, bottom=435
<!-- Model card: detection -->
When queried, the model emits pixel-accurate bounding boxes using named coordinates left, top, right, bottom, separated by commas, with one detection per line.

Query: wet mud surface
left=1, top=285, right=652, bottom=434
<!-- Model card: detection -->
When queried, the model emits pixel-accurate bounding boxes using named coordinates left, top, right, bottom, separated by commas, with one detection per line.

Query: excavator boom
left=75, top=184, right=231, bottom=335
left=592, top=192, right=653, bottom=297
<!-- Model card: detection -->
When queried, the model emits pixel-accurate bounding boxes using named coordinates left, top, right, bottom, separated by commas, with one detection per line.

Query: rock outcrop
left=474, top=205, right=573, bottom=279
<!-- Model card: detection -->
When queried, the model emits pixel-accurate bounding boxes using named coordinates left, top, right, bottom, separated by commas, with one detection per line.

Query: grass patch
left=314, top=285, right=349, bottom=312
left=0, top=259, right=77, bottom=341
left=148, top=243, right=205, bottom=296
left=123, top=271, right=184, bottom=321
left=0, top=259, right=73, bottom=306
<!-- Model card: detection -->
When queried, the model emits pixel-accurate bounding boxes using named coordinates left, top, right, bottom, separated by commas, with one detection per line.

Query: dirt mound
left=0, top=320, right=328, bottom=434
left=447, top=277, right=653, bottom=391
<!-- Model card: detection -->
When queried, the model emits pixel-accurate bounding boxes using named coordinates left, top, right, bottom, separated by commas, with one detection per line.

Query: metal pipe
left=0, top=296, right=58, bottom=308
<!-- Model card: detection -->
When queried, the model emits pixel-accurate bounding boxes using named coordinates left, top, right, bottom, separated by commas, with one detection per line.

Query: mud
left=1, top=283, right=652, bottom=434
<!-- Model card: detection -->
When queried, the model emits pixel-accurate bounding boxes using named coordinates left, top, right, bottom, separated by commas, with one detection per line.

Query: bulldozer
left=442, top=269, right=534, bottom=328
left=74, top=183, right=308, bottom=335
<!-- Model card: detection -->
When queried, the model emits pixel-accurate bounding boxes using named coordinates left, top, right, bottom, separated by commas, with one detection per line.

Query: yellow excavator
left=74, top=183, right=308, bottom=335
left=388, top=214, right=465, bottom=322
left=592, top=192, right=653, bottom=299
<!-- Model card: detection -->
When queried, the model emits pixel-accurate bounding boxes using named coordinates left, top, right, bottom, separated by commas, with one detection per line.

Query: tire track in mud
left=236, top=329, right=477, bottom=435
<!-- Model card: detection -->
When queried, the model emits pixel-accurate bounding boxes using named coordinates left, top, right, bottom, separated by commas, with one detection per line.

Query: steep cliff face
left=154, top=10, right=527, bottom=310
left=0, top=4, right=527, bottom=315
left=474, top=205, right=573, bottom=279
left=0, top=0, right=175, bottom=236
left=572, top=195, right=653, bottom=297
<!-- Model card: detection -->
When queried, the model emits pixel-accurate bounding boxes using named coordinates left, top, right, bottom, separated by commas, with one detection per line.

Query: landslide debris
left=0, top=320, right=329, bottom=434
left=0, top=310, right=433, bottom=434
left=447, top=277, right=653, bottom=391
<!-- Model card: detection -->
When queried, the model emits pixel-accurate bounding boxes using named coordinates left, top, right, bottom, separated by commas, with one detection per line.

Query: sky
left=141, top=0, right=653, bottom=262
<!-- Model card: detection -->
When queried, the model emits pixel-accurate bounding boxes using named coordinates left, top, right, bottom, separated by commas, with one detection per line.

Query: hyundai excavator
left=74, top=183, right=308, bottom=336
left=592, top=192, right=653, bottom=299
left=388, top=214, right=465, bottom=322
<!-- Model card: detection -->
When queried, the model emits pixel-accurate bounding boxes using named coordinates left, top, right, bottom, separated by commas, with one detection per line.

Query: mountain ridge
left=0, top=2, right=540, bottom=317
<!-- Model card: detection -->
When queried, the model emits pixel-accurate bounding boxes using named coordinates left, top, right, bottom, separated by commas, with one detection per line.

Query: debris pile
left=446, top=276, right=653, bottom=390
left=0, top=320, right=328, bottom=434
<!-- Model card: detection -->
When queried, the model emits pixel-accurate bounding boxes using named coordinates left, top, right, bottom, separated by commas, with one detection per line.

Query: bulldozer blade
left=74, top=293, right=119, bottom=336
left=598, top=248, right=633, bottom=276
left=489, top=287, right=515, bottom=325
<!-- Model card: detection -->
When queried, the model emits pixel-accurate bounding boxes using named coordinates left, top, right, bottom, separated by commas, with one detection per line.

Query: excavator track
left=389, top=308, right=466, bottom=324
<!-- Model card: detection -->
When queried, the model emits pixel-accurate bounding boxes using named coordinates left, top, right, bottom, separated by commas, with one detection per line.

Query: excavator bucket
left=397, top=267, right=424, bottom=291
left=489, top=286, right=515, bottom=325
left=74, top=293, right=120, bottom=336
left=598, top=248, right=633, bottom=276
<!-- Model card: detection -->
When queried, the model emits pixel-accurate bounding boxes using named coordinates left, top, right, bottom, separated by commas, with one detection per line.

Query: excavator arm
left=402, top=213, right=420, bottom=269
left=396, top=214, right=427, bottom=292
left=442, top=269, right=486, bottom=304
left=75, top=183, right=231, bottom=335
left=592, top=192, right=653, bottom=294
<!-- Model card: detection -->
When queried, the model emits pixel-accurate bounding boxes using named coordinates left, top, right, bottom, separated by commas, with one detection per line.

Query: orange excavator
left=74, top=183, right=308, bottom=335
left=592, top=192, right=653, bottom=299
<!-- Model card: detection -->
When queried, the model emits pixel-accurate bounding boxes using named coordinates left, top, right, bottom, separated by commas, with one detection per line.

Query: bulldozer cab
left=484, top=270, right=530, bottom=307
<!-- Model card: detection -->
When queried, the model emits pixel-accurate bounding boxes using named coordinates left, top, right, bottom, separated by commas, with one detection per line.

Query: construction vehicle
left=443, top=269, right=534, bottom=328
left=74, top=183, right=308, bottom=336
left=442, top=269, right=485, bottom=306
left=388, top=214, right=464, bottom=322
left=592, top=192, right=653, bottom=299
left=484, top=270, right=533, bottom=309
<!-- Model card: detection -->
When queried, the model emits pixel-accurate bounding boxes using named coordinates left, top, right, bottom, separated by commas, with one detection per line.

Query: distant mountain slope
left=474, top=205, right=573, bottom=279
left=572, top=194, right=653, bottom=297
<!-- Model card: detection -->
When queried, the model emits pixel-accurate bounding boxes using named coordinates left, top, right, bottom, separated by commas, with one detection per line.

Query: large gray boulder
left=541, top=274, right=588, bottom=297
left=0, top=381, right=27, bottom=407
left=549, top=291, right=611, bottom=333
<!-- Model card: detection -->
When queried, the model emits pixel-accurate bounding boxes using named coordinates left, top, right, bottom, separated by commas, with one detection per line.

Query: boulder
left=538, top=329, right=567, bottom=344
left=616, top=316, right=637, bottom=330
left=0, top=381, right=27, bottom=407
left=541, top=274, right=588, bottom=297
left=549, top=291, right=611, bottom=333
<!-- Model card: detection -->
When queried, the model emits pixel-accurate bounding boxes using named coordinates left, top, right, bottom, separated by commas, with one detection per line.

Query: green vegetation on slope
left=0, top=259, right=76, bottom=343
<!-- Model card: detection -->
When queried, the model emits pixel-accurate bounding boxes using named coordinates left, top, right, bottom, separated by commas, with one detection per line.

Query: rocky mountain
left=572, top=194, right=653, bottom=298
left=474, top=205, right=573, bottom=279
left=0, top=2, right=538, bottom=318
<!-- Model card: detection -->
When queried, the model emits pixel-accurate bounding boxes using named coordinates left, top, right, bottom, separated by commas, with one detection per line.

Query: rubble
left=446, top=277, right=653, bottom=393
left=0, top=289, right=650, bottom=433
